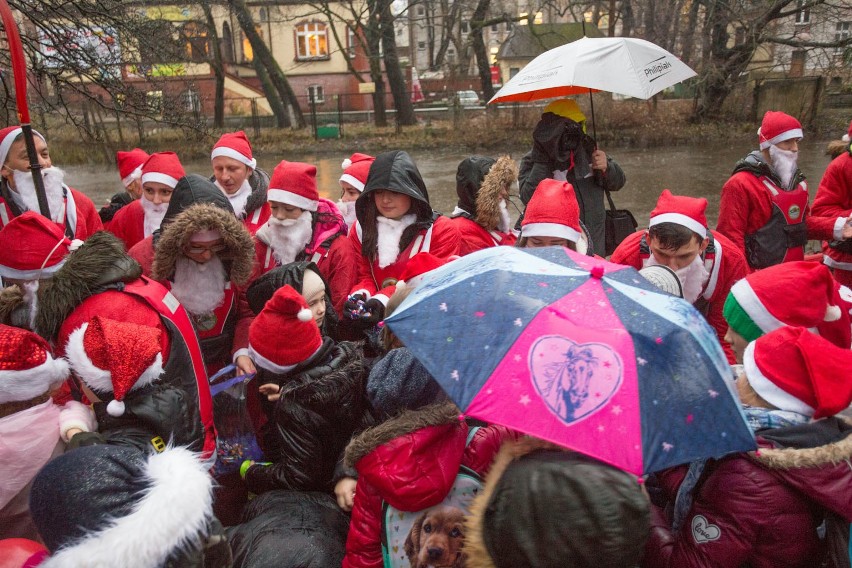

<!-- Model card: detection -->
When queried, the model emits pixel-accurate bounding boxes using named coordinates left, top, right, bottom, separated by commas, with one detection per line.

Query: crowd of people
left=0, top=103, right=851, bottom=568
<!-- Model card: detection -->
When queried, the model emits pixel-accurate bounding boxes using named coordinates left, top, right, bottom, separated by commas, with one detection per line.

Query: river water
left=63, top=140, right=836, bottom=228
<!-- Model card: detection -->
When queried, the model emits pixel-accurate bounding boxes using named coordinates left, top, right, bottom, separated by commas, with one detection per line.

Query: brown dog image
left=404, top=505, right=467, bottom=567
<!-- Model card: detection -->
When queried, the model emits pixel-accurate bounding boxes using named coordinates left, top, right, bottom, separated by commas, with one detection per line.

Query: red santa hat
left=0, top=126, right=45, bottom=168
left=64, top=316, right=165, bottom=417
left=744, top=326, right=852, bottom=418
left=141, top=152, right=185, bottom=189
left=843, top=120, right=852, bottom=144
left=521, top=179, right=582, bottom=244
left=648, top=189, right=708, bottom=239
left=397, top=252, right=450, bottom=289
left=211, top=131, right=257, bottom=169
left=0, top=211, right=72, bottom=280
left=116, top=148, right=150, bottom=187
left=724, top=261, right=849, bottom=347
left=248, top=285, right=322, bottom=374
left=267, top=160, right=319, bottom=212
left=0, top=324, right=69, bottom=404
left=758, top=111, right=803, bottom=150
left=339, top=153, right=375, bottom=193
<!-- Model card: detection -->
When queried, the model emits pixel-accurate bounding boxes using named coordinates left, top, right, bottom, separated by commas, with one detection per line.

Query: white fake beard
left=376, top=214, right=417, bottom=268
left=11, top=167, right=66, bottom=223
left=266, top=211, right=313, bottom=265
left=644, top=253, right=709, bottom=304
left=337, top=199, right=357, bottom=228
left=769, top=145, right=799, bottom=189
left=497, top=199, right=512, bottom=233
left=140, top=195, right=168, bottom=237
left=215, top=179, right=252, bottom=217
left=170, top=255, right=227, bottom=315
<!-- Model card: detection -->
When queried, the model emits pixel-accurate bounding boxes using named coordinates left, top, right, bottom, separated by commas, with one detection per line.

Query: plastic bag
left=209, top=365, right=264, bottom=477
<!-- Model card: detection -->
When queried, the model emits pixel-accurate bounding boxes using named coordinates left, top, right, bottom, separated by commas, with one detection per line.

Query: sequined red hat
left=0, top=324, right=69, bottom=403
left=249, top=284, right=322, bottom=373
left=116, top=148, right=150, bottom=187
left=64, top=316, right=165, bottom=417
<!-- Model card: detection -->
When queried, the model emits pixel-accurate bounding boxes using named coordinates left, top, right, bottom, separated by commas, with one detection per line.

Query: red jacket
left=812, top=152, right=852, bottom=273
left=0, top=186, right=102, bottom=240
left=343, top=404, right=516, bottom=568
left=610, top=230, right=748, bottom=364
left=645, top=418, right=852, bottom=568
left=349, top=216, right=460, bottom=305
left=106, top=199, right=145, bottom=251
left=450, top=216, right=517, bottom=256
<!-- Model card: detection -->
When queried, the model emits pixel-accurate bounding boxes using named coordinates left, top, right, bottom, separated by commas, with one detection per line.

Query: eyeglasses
left=185, top=242, right=227, bottom=255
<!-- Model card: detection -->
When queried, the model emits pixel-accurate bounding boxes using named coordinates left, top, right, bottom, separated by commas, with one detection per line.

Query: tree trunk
left=366, top=0, right=388, bottom=127
left=254, top=56, right=290, bottom=127
left=202, top=2, right=225, bottom=128
left=379, top=0, right=416, bottom=126
left=470, top=0, right=494, bottom=101
left=230, top=0, right=305, bottom=128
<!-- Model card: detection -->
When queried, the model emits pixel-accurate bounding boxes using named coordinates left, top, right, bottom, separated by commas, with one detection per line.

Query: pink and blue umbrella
left=384, top=246, right=756, bottom=475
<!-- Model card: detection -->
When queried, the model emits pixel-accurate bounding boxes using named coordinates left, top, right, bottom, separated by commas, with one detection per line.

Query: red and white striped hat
left=649, top=189, right=708, bottom=239
left=211, top=131, right=257, bottom=169
left=141, top=152, right=185, bottom=189
left=267, top=160, right=319, bottom=212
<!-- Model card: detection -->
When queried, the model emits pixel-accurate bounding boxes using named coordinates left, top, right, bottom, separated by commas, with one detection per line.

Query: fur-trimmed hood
left=34, top=231, right=142, bottom=341
left=151, top=202, right=255, bottom=285
left=476, top=155, right=517, bottom=230
left=453, top=156, right=496, bottom=220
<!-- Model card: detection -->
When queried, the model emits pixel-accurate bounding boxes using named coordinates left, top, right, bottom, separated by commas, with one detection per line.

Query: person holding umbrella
left=518, top=99, right=625, bottom=257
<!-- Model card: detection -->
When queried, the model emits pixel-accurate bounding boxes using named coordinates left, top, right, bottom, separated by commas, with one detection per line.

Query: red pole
left=0, top=0, right=51, bottom=218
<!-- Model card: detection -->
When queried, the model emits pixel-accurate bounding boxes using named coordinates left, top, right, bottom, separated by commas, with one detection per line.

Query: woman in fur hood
left=450, top=155, right=519, bottom=256
left=151, top=200, right=256, bottom=378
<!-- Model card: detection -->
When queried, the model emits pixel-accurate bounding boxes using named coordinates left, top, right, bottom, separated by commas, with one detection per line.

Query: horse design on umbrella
left=531, top=336, right=623, bottom=424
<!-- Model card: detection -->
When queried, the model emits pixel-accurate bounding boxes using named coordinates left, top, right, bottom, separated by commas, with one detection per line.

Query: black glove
left=360, top=298, right=386, bottom=327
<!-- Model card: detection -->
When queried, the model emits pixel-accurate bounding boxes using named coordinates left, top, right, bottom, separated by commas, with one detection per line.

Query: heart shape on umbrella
left=530, top=336, right=623, bottom=424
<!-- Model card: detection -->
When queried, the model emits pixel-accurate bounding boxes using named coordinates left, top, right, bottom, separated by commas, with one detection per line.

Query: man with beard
left=151, top=201, right=257, bottom=377
left=99, top=148, right=149, bottom=226
left=252, top=160, right=354, bottom=315
left=107, top=152, right=183, bottom=251
left=338, top=153, right=374, bottom=229
left=451, top=155, right=518, bottom=255
left=718, top=110, right=838, bottom=271
left=611, top=190, right=749, bottom=363
left=211, top=130, right=271, bottom=235
left=0, top=126, right=102, bottom=239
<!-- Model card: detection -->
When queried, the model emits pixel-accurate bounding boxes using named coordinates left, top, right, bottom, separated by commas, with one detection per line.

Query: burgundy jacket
left=644, top=417, right=852, bottom=568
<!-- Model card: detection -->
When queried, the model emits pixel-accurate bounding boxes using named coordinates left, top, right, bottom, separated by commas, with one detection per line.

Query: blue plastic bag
left=209, top=365, right=264, bottom=477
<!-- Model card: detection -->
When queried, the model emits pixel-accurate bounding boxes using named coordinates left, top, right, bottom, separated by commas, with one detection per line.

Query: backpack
left=380, top=427, right=482, bottom=568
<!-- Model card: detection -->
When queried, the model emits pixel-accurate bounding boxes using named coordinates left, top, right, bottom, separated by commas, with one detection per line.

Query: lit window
left=146, top=90, right=163, bottom=114
left=295, top=22, right=329, bottom=60
left=307, top=85, right=324, bottom=104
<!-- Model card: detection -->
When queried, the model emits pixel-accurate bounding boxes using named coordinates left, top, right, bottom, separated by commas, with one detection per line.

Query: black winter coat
left=245, top=340, right=375, bottom=494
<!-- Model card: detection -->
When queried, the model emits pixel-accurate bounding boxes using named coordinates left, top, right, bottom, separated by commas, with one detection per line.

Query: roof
left=497, top=23, right=604, bottom=60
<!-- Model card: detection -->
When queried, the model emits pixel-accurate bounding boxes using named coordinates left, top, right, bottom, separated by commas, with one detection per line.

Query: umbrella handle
left=588, top=88, right=598, bottom=148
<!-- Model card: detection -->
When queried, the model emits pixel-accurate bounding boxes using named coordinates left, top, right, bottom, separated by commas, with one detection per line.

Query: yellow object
left=150, top=436, right=166, bottom=453
left=543, top=99, right=587, bottom=126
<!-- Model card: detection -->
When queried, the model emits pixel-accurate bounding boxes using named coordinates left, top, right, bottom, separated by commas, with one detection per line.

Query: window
left=447, top=48, right=456, bottom=63
left=259, top=8, right=267, bottom=22
left=183, top=88, right=201, bottom=113
left=138, top=20, right=178, bottom=64
left=146, top=90, right=163, bottom=114
left=181, top=22, right=209, bottom=62
left=295, top=22, right=329, bottom=60
left=460, top=21, right=469, bottom=34
left=242, top=31, right=253, bottom=63
left=347, top=26, right=357, bottom=58
left=307, top=85, right=324, bottom=104
left=509, top=66, right=520, bottom=78
left=790, top=50, right=806, bottom=76
left=795, top=0, right=810, bottom=24
left=491, top=23, right=498, bottom=32
left=418, top=41, right=426, bottom=50
left=836, top=22, right=851, bottom=53
left=416, top=5, right=425, bottom=16
left=221, top=22, right=234, bottom=63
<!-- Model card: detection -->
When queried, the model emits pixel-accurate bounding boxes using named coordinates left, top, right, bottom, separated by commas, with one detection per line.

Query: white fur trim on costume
left=266, top=189, right=318, bottom=212
left=0, top=128, right=45, bottom=169
left=0, top=353, right=69, bottom=404
left=833, top=216, right=847, bottom=241
left=211, top=146, right=256, bottom=169
left=373, top=293, right=390, bottom=306
left=730, top=279, right=785, bottom=334
left=649, top=213, right=707, bottom=239
left=376, top=214, right=417, bottom=268
left=743, top=342, right=815, bottom=416
left=339, top=173, right=365, bottom=192
left=232, top=348, right=250, bottom=363
left=248, top=344, right=298, bottom=375
left=521, top=222, right=581, bottom=243
left=41, top=446, right=214, bottom=568
left=759, top=128, right=804, bottom=150
left=122, top=165, right=143, bottom=188
left=141, top=171, right=180, bottom=188
left=0, top=258, right=66, bottom=281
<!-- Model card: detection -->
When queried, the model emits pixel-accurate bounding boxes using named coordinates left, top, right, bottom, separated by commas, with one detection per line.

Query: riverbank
left=46, top=98, right=852, bottom=166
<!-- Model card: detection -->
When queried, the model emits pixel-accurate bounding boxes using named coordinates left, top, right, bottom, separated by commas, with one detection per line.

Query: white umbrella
left=489, top=36, right=697, bottom=104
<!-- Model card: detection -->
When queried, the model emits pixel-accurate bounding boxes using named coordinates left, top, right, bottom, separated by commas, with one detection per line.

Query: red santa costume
left=348, top=150, right=460, bottom=308
left=0, top=126, right=102, bottom=240
left=108, top=152, right=185, bottom=251
left=611, top=190, right=749, bottom=363
left=211, top=131, right=270, bottom=235
left=811, top=121, right=852, bottom=286
left=717, top=111, right=836, bottom=271
left=451, top=155, right=518, bottom=255
left=252, top=160, right=355, bottom=314
left=338, top=153, right=374, bottom=229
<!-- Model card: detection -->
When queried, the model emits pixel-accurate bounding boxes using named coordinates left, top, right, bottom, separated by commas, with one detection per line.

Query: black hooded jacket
left=452, top=156, right=496, bottom=219
left=356, top=150, right=434, bottom=224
